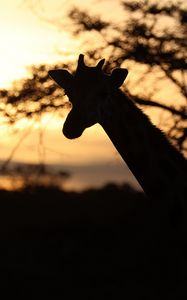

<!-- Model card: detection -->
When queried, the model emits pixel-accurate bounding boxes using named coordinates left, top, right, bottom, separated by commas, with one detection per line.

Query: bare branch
left=132, top=96, right=187, bottom=119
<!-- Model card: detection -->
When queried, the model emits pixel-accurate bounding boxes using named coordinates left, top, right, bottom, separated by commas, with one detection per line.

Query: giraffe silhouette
left=49, top=54, right=187, bottom=230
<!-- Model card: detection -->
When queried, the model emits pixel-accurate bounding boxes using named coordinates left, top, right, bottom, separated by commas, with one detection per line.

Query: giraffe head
left=49, top=54, right=128, bottom=139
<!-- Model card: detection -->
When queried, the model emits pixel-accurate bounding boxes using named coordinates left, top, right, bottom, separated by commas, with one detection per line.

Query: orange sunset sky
left=0, top=0, right=184, bottom=191
left=0, top=0, right=141, bottom=191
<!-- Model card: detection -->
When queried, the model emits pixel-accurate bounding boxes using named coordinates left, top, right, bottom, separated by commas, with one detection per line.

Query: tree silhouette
left=0, top=64, right=70, bottom=124
left=0, top=63, right=73, bottom=184
left=0, top=0, right=186, bottom=157
left=67, top=0, right=187, bottom=152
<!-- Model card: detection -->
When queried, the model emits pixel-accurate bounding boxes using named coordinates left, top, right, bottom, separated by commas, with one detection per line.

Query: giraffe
left=49, top=54, right=187, bottom=230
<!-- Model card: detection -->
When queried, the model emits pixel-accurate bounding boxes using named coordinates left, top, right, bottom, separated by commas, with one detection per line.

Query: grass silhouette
left=0, top=183, right=186, bottom=299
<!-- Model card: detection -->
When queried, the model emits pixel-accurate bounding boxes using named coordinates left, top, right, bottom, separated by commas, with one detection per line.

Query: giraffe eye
left=100, top=91, right=108, bottom=98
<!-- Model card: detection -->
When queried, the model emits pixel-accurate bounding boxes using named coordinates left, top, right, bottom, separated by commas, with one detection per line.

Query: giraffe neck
left=98, top=89, right=187, bottom=203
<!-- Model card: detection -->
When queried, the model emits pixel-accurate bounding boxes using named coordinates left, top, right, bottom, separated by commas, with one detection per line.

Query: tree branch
left=132, top=95, right=187, bottom=119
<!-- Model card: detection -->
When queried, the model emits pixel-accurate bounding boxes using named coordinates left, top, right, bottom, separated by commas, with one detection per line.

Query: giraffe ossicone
left=49, top=54, right=187, bottom=229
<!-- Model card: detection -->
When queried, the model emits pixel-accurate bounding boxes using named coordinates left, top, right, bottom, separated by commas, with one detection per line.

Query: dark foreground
left=0, top=183, right=186, bottom=299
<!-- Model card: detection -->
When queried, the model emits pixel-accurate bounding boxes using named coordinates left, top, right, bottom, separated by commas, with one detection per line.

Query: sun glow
left=0, top=29, right=77, bottom=88
left=0, top=1, right=80, bottom=88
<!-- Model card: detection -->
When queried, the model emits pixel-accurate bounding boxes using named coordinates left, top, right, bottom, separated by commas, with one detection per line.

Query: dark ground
left=0, top=183, right=186, bottom=299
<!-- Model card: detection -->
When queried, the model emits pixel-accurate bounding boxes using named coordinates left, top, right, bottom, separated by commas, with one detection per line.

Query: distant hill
left=0, top=159, right=142, bottom=191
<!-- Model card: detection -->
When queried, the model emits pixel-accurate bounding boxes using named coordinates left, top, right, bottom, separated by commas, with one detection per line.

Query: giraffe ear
left=48, top=69, right=73, bottom=90
left=96, top=58, right=105, bottom=69
left=110, top=68, right=128, bottom=88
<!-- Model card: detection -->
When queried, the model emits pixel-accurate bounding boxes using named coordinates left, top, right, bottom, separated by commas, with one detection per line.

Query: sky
left=0, top=0, right=184, bottom=191
left=0, top=0, right=141, bottom=191
left=0, top=0, right=75, bottom=88
left=0, top=0, right=123, bottom=88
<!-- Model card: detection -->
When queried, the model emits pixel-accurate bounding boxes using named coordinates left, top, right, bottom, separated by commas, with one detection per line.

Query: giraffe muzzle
left=63, top=110, right=84, bottom=139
